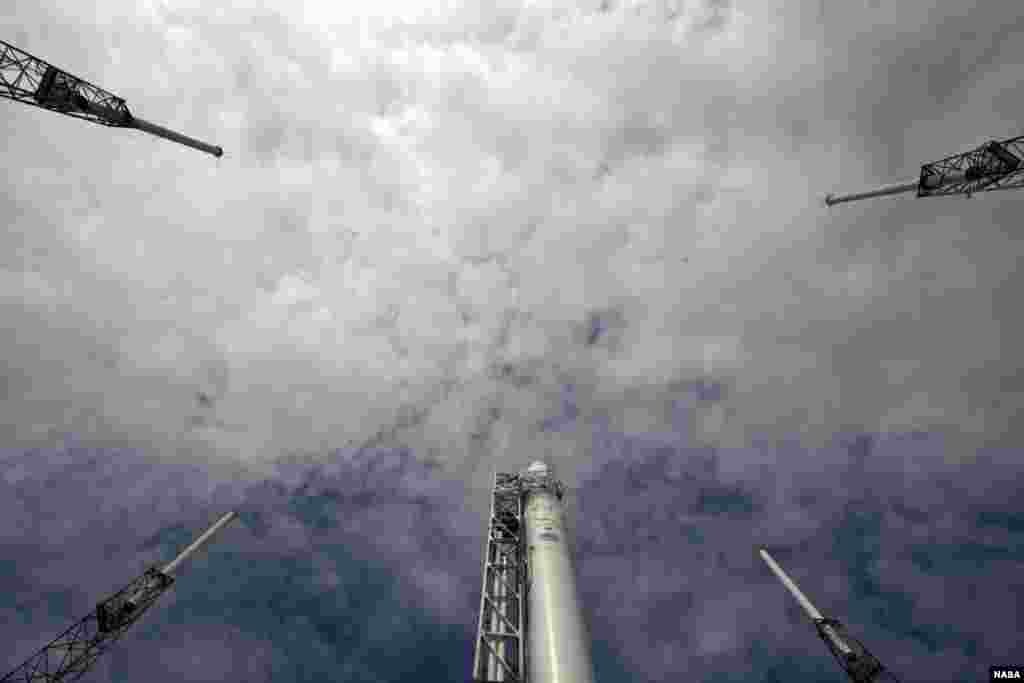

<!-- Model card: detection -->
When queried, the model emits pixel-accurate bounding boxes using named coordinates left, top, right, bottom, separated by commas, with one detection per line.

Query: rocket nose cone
left=526, top=460, right=550, bottom=476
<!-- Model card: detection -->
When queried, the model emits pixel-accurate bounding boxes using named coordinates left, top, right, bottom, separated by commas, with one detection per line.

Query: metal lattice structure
left=825, top=134, right=1024, bottom=206
left=472, top=473, right=528, bottom=683
left=0, top=39, right=131, bottom=126
left=813, top=617, right=902, bottom=683
left=1, top=38, right=222, bottom=156
left=2, top=511, right=237, bottom=683
left=1, top=568, right=174, bottom=683
left=918, top=136, right=1024, bottom=198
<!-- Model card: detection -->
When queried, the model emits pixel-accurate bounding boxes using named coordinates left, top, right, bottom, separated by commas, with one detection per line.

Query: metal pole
left=161, top=510, right=238, bottom=576
left=759, top=547, right=856, bottom=658
left=130, top=115, right=223, bottom=158
left=824, top=168, right=971, bottom=207
left=759, top=547, right=823, bottom=620
left=823, top=180, right=919, bottom=207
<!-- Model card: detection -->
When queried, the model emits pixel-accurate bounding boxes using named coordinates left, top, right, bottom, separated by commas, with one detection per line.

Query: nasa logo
left=991, top=667, right=1023, bottom=680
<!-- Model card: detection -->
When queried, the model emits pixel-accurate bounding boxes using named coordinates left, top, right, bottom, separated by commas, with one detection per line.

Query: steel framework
left=1, top=511, right=237, bottom=683
left=812, top=617, right=902, bottom=683
left=0, top=39, right=222, bottom=157
left=917, top=136, right=1024, bottom=198
left=1, top=568, right=174, bottom=683
left=824, top=134, right=1024, bottom=206
left=472, top=472, right=528, bottom=683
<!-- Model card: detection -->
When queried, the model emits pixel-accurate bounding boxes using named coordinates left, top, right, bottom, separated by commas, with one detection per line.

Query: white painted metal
left=161, top=511, right=238, bottom=575
left=759, top=547, right=823, bottom=621
left=523, top=461, right=594, bottom=683
left=759, top=547, right=854, bottom=657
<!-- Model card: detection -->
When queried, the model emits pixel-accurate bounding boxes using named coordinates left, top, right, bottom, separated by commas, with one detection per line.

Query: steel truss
left=919, top=135, right=1024, bottom=198
left=1, top=567, right=174, bottom=682
left=814, top=617, right=902, bottom=683
left=1, top=39, right=222, bottom=156
left=472, top=472, right=528, bottom=683
left=0, top=39, right=131, bottom=126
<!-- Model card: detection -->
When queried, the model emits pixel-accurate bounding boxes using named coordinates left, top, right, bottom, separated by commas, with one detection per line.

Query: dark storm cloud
left=1, top=394, right=1021, bottom=682
left=572, top=427, right=1024, bottom=682
left=0, top=442, right=483, bottom=681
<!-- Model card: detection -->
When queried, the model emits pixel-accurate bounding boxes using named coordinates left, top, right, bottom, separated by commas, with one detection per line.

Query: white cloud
left=3, top=0, right=1023, bottom=491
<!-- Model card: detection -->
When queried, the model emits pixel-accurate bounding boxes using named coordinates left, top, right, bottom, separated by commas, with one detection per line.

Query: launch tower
left=472, top=461, right=594, bottom=683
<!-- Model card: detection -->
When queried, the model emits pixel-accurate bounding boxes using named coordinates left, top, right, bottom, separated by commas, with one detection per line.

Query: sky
left=1, top=0, right=1023, bottom=681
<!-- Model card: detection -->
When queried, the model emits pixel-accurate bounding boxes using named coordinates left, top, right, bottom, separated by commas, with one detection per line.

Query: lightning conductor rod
left=824, top=135, right=1024, bottom=207
left=0, top=511, right=238, bottom=683
left=162, top=509, right=237, bottom=575
left=758, top=547, right=902, bottom=683
left=0, top=38, right=223, bottom=157
left=824, top=179, right=921, bottom=207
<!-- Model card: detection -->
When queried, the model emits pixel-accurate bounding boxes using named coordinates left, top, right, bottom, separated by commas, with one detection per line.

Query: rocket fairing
left=522, top=461, right=595, bottom=683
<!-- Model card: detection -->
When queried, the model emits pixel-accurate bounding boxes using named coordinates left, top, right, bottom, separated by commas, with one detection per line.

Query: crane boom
left=0, top=39, right=223, bottom=157
left=1, top=511, right=237, bottom=683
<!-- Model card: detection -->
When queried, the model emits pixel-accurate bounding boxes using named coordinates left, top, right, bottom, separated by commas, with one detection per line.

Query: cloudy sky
left=2, top=0, right=1023, bottom=681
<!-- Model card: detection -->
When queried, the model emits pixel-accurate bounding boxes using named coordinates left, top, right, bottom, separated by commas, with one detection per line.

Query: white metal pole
left=161, top=511, right=238, bottom=576
left=759, top=547, right=855, bottom=657
left=824, top=168, right=970, bottom=207
left=759, top=547, right=823, bottom=621
left=824, top=180, right=919, bottom=207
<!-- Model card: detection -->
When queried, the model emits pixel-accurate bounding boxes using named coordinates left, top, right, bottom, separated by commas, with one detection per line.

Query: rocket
left=521, top=460, right=595, bottom=683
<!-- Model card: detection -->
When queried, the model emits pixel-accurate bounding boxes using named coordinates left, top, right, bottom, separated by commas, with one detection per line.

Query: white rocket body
left=522, top=461, right=595, bottom=683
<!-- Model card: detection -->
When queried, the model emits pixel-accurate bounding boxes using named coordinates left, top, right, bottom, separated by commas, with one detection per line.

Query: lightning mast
left=759, top=547, right=902, bottom=683
left=1, top=510, right=238, bottom=683
left=472, top=461, right=595, bottom=683
left=0, top=39, right=223, bottom=157
left=824, top=135, right=1024, bottom=207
